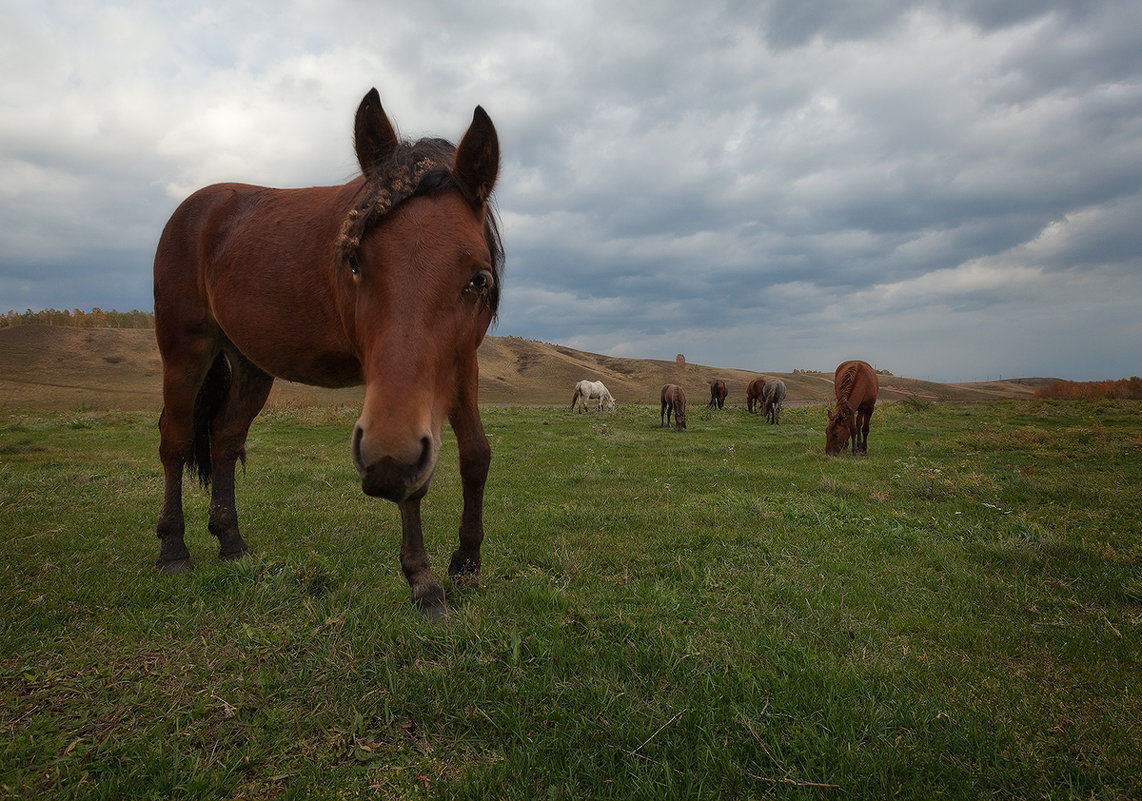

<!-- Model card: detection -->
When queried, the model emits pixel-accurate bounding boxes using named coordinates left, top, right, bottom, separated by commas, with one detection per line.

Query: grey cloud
left=2, top=0, right=1139, bottom=381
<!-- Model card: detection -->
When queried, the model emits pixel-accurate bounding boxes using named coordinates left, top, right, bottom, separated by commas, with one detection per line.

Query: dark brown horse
left=746, top=377, right=766, bottom=413
left=152, top=88, right=502, bottom=618
left=660, top=384, right=687, bottom=430
left=706, top=379, right=727, bottom=409
left=826, top=360, right=879, bottom=456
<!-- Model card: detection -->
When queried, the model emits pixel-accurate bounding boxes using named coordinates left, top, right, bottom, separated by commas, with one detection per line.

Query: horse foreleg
left=398, top=498, right=448, bottom=619
left=448, top=399, right=490, bottom=580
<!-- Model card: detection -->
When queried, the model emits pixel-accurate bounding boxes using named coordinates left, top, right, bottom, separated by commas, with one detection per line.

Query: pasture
left=1, top=399, right=1140, bottom=799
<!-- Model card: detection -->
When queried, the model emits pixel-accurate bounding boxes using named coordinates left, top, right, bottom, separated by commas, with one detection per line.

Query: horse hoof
left=448, top=551, right=481, bottom=577
left=218, top=541, right=247, bottom=559
left=420, top=600, right=450, bottom=621
left=413, top=587, right=450, bottom=621
left=156, top=557, right=193, bottom=575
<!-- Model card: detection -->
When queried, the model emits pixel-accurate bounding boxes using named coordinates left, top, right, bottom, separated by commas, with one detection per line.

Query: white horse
left=570, top=379, right=616, bottom=412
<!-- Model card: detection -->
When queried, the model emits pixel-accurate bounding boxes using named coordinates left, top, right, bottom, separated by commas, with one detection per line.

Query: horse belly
left=215, top=313, right=362, bottom=387
left=248, top=342, right=363, bottom=387
left=207, top=269, right=362, bottom=387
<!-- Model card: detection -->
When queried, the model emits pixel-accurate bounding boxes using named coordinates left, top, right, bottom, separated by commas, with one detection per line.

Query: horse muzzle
left=351, top=423, right=438, bottom=501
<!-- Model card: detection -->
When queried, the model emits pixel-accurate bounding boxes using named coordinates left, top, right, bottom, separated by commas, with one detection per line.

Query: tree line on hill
left=1033, top=377, right=1142, bottom=400
left=1, top=308, right=155, bottom=329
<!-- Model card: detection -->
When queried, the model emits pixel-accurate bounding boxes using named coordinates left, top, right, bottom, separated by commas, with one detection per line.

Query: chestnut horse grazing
left=152, top=88, right=502, bottom=618
left=661, top=384, right=687, bottom=430
left=707, top=379, right=728, bottom=409
left=762, top=379, right=786, bottom=424
left=746, top=377, right=766, bottom=413
left=826, top=360, right=879, bottom=456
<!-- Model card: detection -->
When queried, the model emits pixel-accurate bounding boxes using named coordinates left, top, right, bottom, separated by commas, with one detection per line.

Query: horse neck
left=828, top=399, right=853, bottom=427
left=835, top=366, right=859, bottom=406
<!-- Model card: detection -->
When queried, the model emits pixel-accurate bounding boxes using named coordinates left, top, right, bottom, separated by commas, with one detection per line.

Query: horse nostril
left=351, top=424, right=366, bottom=473
left=416, top=436, right=433, bottom=472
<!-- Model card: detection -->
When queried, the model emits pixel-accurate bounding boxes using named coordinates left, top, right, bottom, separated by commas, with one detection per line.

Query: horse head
left=342, top=89, right=501, bottom=501
left=824, top=403, right=853, bottom=456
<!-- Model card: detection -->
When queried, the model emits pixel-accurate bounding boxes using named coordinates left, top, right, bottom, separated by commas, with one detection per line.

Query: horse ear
left=454, top=105, right=499, bottom=205
left=354, top=88, right=398, bottom=176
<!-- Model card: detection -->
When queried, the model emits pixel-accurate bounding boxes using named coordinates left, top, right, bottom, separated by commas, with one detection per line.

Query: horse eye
left=466, top=270, right=492, bottom=294
left=348, top=255, right=361, bottom=276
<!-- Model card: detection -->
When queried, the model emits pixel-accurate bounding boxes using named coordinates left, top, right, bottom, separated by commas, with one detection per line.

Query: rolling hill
left=0, top=325, right=1056, bottom=411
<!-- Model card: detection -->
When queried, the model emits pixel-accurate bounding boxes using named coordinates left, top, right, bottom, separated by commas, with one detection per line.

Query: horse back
left=154, top=181, right=365, bottom=386
left=763, top=379, right=785, bottom=402
left=834, top=360, right=879, bottom=411
left=158, top=180, right=359, bottom=281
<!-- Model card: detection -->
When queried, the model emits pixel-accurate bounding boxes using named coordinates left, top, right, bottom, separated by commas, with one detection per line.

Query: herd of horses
left=151, top=89, right=880, bottom=617
left=572, top=362, right=877, bottom=448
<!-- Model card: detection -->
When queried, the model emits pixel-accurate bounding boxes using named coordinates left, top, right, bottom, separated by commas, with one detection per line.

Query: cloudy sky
left=3, top=0, right=1140, bottom=382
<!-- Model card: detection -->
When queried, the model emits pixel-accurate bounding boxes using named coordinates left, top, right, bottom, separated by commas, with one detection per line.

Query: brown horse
left=826, top=360, right=879, bottom=456
left=706, top=379, right=727, bottom=409
left=660, top=384, right=687, bottom=430
left=746, top=377, right=766, bottom=413
left=152, top=88, right=502, bottom=618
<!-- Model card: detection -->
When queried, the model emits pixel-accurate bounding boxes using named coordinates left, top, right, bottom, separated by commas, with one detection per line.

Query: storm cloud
left=2, top=0, right=1139, bottom=380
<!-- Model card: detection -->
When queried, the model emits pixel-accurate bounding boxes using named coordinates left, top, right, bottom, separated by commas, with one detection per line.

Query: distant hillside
left=0, top=325, right=1057, bottom=411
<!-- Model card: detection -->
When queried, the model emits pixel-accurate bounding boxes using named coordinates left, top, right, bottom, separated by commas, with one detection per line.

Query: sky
left=2, top=0, right=1140, bottom=382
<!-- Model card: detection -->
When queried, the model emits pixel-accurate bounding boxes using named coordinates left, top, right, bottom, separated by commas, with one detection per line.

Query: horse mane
left=335, top=137, right=505, bottom=316
left=828, top=364, right=865, bottom=426
left=835, top=363, right=858, bottom=405
left=829, top=402, right=852, bottom=425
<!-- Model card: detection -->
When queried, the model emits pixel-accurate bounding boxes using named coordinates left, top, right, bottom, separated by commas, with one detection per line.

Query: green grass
left=1, top=400, right=1140, bottom=799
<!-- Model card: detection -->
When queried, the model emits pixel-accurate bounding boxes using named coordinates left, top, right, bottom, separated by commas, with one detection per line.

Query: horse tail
left=189, top=353, right=232, bottom=488
left=570, top=387, right=580, bottom=410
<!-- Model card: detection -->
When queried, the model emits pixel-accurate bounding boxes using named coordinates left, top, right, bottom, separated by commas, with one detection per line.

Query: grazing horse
left=152, top=88, right=502, bottom=618
left=826, top=360, right=879, bottom=456
left=570, top=379, right=616, bottom=412
left=762, top=379, right=787, bottom=424
left=660, top=384, right=687, bottom=430
left=707, top=379, right=728, bottom=409
left=746, top=377, right=767, bottom=413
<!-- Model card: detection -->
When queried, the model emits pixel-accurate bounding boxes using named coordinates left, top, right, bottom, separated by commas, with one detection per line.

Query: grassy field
left=1, top=399, right=1140, bottom=799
